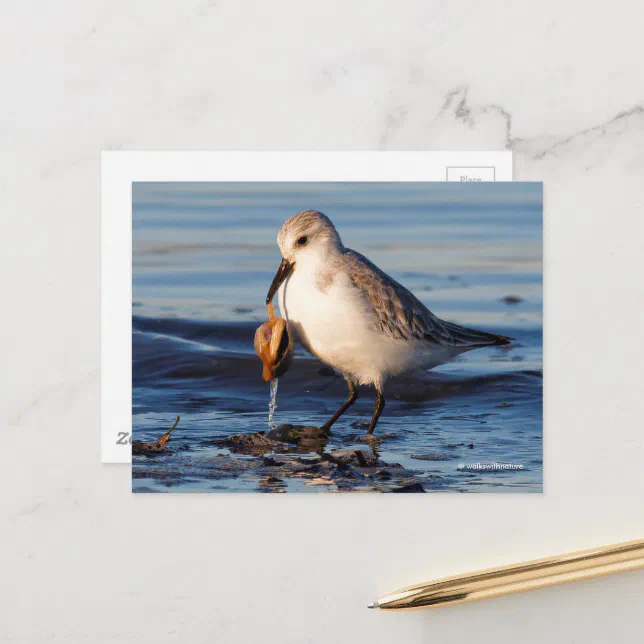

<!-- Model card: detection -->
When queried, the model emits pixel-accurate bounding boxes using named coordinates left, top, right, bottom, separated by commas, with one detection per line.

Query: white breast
left=277, top=266, right=427, bottom=387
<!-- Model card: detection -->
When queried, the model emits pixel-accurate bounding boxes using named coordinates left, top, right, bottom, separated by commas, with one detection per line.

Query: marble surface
left=2, top=1, right=644, bottom=642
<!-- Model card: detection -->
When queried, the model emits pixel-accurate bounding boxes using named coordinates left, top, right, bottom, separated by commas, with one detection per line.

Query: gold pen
left=369, top=538, right=644, bottom=611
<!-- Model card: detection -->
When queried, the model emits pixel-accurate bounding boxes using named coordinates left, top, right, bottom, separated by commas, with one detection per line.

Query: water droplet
left=268, top=378, right=279, bottom=429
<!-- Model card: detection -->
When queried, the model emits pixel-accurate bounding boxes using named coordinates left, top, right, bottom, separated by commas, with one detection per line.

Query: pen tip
left=367, top=601, right=379, bottom=609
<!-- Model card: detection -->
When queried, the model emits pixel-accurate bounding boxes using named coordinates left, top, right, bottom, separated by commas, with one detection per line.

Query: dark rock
left=411, top=453, right=455, bottom=462
left=266, top=424, right=329, bottom=445
left=213, top=432, right=277, bottom=456
left=132, top=416, right=180, bottom=455
left=357, top=434, right=381, bottom=446
left=350, top=427, right=394, bottom=441
left=262, top=453, right=287, bottom=466
left=132, top=442, right=168, bottom=455
left=202, top=455, right=259, bottom=475
left=368, top=465, right=404, bottom=479
left=314, top=461, right=341, bottom=475
left=222, top=432, right=275, bottom=447
left=501, top=295, right=522, bottom=305
left=298, top=454, right=323, bottom=465
left=390, top=483, right=426, bottom=493
left=326, top=449, right=379, bottom=467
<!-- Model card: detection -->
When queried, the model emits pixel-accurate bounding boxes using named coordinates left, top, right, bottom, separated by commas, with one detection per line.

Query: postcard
left=103, top=152, right=513, bottom=463
left=124, top=177, right=542, bottom=494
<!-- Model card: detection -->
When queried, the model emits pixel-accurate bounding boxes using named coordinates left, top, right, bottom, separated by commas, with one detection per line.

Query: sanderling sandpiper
left=266, top=210, right=512, bottom=435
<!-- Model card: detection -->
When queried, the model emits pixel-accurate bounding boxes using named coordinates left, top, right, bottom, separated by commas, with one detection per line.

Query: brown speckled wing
left=342, top=249, right=512, bottom=347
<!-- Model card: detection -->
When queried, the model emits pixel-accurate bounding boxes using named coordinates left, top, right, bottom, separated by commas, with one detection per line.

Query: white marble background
left=2, top=1, right=644, bottom=642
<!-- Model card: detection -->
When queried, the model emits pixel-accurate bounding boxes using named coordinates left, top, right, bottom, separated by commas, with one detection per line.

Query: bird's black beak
left=266, top=258, right=294, bottom=305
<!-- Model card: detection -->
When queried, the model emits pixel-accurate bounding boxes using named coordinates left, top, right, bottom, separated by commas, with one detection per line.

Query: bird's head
left=266, top=210, right=343, bottom=305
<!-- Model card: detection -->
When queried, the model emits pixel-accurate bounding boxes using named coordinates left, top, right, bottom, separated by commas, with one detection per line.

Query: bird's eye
left=297, top=236, right=308, bottom=246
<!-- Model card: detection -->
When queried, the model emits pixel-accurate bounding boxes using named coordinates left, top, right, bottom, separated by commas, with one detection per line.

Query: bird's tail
left=442, top=320, right=514, bottom=347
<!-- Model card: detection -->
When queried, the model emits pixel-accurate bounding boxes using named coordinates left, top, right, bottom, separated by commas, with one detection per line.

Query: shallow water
left=132, top=182, right=542, bottom=493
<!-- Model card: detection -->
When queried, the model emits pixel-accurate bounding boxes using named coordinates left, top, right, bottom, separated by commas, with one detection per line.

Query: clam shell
left=254, top=314, right=294, bottom=381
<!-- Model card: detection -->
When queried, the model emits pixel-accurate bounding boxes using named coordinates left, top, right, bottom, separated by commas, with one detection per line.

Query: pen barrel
left=378, top=539, right=644, bottom=610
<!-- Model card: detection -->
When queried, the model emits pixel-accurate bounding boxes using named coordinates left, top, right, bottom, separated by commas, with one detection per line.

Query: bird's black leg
left=366, top=390, right=385, bottom=435
left=321, top=379, right=358, bottom=434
